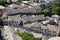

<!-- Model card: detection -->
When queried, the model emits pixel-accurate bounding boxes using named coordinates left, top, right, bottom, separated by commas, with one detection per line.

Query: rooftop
left=0, top=5, right=5, bottom=9
left=8, top=15, right=21, bottom=22
left=22, top=15, right=45, bottom=23
left=6, top=3, right=41, bottom=15
left=48, top=37, right=60, bottom=40
left=31, top=32, right=42, bottom=38
left=31, top=22, right=58, bottom=31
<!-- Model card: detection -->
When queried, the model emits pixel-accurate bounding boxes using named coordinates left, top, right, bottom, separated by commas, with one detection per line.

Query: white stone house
left=8, top=15, right=23, bottom=27
left=30, top=0, right=44, bottom=3
left=30, top=0, right=54, bottom=3
left=24, top=22, right=59, bottom=36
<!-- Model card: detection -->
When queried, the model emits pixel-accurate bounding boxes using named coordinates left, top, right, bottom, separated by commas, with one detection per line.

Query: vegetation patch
left=42, top=2, right=60, bottom=16
left=14, top=32, right=35, bottom=40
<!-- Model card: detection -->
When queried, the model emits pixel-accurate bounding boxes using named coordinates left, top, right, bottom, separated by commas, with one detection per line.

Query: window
left=45, top=29, right=46, bottom=31
left=42, top=29, right=43, bottom=30
left=5, top=34, right=7, bottom=37
left=40, top=29, right=43, bottom=33
left=49, top=31, right=51, bottom=36
left=53, top=31, right=56, bottom=33
left=36, top=0, right=39, bottom=3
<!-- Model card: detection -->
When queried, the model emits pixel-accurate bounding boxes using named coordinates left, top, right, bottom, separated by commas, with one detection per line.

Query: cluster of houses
left=6, top=0, right=58, bottom=3
left=7, top=10, right=60, bottom=40
left=0, top=0, right=60, bottom=40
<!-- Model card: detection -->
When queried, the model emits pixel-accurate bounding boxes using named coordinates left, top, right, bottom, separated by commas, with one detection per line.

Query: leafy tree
left=0, top=0, right=7, bottom=5
left=15, top=32, right=35, bottom=40
left=21, top=32, right=34, bottom=40
left=53, top=2, right=60, bottom=7
left=51, top=2, right=60, bottom=15
left=52, top=7, right=60, bottom=15
left=42, top=9, right=51, bottom=16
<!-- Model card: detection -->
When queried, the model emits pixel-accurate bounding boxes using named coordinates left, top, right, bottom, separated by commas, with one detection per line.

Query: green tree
left=21, top=32, right=34, bottom=40
left=53, top=2, right=60, bottom=7
left=51, top=2, right=60, bottom=15
left=42, top=9, right=51, bottom=16
left=42, top=2, right=60, bottom=16
left=52, top=7, right=60, bottom=15
left=0, top=0, right=7, bottom=5
left=15, top=32, right=35, bottom=40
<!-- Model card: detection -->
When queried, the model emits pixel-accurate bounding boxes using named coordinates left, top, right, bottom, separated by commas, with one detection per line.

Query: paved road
left=4, top=26, right=14, bottom=40
left=0, top=28, right=4, bottom=40
left=10, top=26, right=22, bottom=40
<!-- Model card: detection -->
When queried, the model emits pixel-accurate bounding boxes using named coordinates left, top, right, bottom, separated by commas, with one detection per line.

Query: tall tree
left=42, top=9, right=51, bottom=16
left=0, top=0, right=7, bottom=5
left=15, top=32, right=35, bottom=40
left=52, top=2, right=60, bottom=15
left=21, top=32, right=35, bottom=40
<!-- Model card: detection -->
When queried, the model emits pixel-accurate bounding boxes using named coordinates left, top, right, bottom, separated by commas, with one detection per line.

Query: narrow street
left=0, top=28, right=4, bottom=40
